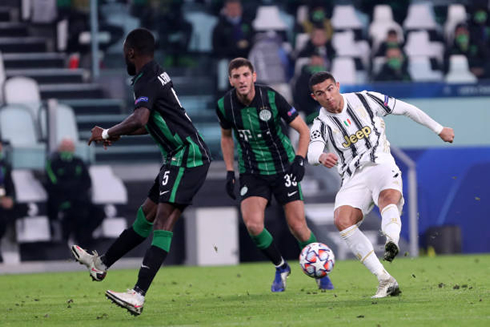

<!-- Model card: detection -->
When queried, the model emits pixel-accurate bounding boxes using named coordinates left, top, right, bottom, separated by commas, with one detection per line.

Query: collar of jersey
left=233, top=85, right=258, bottom=109
left=131, top=60, right=157, bottom=85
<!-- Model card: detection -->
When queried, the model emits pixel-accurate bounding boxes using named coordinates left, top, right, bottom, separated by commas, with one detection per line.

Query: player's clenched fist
left=319, top=152, right=338, bottom=168
left=439, top=127, right=455, bottom=143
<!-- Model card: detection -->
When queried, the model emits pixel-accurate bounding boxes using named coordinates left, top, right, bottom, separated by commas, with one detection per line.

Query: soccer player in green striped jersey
left=71, top=28, right=211, bottom=315
left=216, top=58, right=334, bottom=292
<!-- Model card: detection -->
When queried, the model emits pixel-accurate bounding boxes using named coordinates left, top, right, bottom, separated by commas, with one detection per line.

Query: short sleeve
left=216, top=98, right=232, bottom=130
left=133, top=78, right=160, bottom=111
left=365, top=91, right=397, bottom=117
left=275, top=91, right=298, bottom=124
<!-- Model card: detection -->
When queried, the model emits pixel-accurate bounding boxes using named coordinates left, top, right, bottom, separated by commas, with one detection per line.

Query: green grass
left=0, top=255, right=489, bottom=326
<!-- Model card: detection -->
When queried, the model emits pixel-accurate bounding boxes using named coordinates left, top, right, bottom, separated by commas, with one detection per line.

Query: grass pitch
left=0, top=254, right=489, bottom=326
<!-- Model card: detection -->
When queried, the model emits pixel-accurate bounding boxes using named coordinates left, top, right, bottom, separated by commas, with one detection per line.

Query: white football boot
left=71, top=245, right=107, bottom=281
left=372, top=275, right=401, bottom=298
left=106, top=289, right=145, bottom=316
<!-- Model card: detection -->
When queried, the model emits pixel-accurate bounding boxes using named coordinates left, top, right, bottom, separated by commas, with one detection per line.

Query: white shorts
left=335, top=162, right=404, bottom=217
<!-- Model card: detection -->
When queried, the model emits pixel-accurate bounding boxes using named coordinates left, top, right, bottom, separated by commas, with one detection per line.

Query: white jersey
left=308, top=91, right=443, bottom=178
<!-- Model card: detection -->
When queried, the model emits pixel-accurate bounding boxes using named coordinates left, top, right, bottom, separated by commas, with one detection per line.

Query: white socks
left=340, top=225, right=389, bottom=281
left=381, top=204, right=401, bottom=245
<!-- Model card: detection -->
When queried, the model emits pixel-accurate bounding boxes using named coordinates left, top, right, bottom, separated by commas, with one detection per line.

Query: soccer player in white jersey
left=307, top=72, right=455, bottom=298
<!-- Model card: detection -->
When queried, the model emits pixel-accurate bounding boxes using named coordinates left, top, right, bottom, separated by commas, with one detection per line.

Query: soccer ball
left=299, top=242, right=335, bottom=278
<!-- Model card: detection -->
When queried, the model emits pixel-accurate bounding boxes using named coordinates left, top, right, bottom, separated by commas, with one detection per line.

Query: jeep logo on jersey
left=259, top=108, right=272, bottom=121
left=342, top=126, right=372, bottom=148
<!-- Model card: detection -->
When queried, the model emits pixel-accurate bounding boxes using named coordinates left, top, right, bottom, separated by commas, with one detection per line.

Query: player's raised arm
left=390, top=99, right=455, bottom=143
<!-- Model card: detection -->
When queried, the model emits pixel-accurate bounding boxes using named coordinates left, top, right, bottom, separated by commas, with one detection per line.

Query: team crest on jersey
left=259, top=107, right=272, bottom=121
left=311, top=130, right=321, bottom=140
left=240, top=186, right=248, bottom=196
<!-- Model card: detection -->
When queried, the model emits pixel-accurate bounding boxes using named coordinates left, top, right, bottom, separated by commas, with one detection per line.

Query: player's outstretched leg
left=316, top=275, right=334, bottom=290
left=383, top=241, right=400, bottom=262
left=372, top=275, right=401, bottom=298
left=71, top=245, right=107, bottom=281
left=271, top=262, right=291, bottom=292
left=105, top=289, right=145, bottom=316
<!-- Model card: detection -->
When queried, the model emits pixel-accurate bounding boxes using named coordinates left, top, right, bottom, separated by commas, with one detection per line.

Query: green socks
left=132, top=207, right=153, bottom=238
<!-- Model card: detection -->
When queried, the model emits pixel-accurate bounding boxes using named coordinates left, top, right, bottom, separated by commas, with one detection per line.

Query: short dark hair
left=309, top=71, right=336, bottom=92
left=228, top=57, right=254, bottom=76
left=387, top=29, right=398, bottom=36
left=125, top=28, right=155, bottom=56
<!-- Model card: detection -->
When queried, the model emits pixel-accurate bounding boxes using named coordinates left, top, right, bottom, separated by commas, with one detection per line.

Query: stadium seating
left=186, top=11, right=217, bottom=52
left=332, top=30, right=370, bottom=69
left=331, top=5, right=363, bottom=31
left=296, top=5, right=308, bottom=25
left=294, top=33, right=310, bottom=53
left=0, top=104, right=46, bottom=169
left=368, top=5, right=404, bottom=55
left=444, top=4, right=467, bottom=45
left=445, top=55, right=477, bottom=84
left=404, top=31, right=444, bottom=64
left=12, top=169, right=51, bottom=243
left=371, top=56, right=386, bottom=77
left=253, top=6, right=287, bottom=31
left=4, top=76, right=42, bottom=121
left=408, top=56, right=443, bottom=82
left=403, top=2, right=438, bottom=31
left=89, top=165, right=127, bottom=239
left=0, top=51, right=5, bottom=104
left=331, top=57, right=356, bottom=85
left=39, top=103, right=95, bottom=163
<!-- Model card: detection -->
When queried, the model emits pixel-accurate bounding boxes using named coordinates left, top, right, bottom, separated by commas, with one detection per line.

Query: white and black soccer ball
left=299, top=242, right=335, bottom=278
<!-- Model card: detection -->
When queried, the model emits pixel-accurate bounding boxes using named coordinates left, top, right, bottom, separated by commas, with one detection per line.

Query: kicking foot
left=71, top=245, right=107, bottom=281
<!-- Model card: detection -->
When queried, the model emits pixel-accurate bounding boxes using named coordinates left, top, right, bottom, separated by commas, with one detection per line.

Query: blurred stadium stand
left=0, top=0, right=489, bottom=268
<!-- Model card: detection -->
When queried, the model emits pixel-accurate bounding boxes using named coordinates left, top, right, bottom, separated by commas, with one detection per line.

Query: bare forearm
left=221, top=136, right=235, bottom=171
left=290, top=116, right=309, bottom=158
left=296, top=128, right=309, bottom=158
left=128, top=127, right=148, bottom=135
left=107, top=113, right=145, bottom=137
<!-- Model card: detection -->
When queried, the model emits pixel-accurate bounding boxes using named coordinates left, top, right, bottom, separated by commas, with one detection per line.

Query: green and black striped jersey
left=216, top=84, right=298, bottom=175
left=132, top=61, right=211, bottom=168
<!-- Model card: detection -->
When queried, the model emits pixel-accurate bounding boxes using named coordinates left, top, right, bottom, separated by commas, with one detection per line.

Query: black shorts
left=238, top=173, right=303, bottom=205
left=148, top=163, right=209, bottom=206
